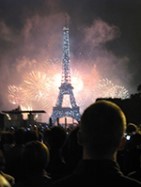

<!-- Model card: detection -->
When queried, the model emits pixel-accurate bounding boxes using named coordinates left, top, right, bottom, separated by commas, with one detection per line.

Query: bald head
left=79, top=100, right=126, bottom=158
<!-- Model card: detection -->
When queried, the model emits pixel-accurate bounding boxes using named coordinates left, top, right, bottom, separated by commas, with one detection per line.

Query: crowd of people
left=0, top=100, right=141, bottom=186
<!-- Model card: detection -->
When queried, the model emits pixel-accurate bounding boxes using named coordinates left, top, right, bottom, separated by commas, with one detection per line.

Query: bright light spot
left=72, top=76, right=83, bottom=93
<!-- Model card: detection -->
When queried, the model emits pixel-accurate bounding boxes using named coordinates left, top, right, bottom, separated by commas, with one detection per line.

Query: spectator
left=53, top=100, right=141, bottom=186
left=128, top=154, right=141, bottom=181
left=46, top=126, right=67, bottom=181
left=0, top=174, right=12, bottom=187
left=4, top=129, right=25, bottom=182
left=0, top=171, right=15, bottom=186
left=124, top=123, right=141, bottom=177
left=63, top=126, right=82, bottom=175
left=14, top=141, right=51, bottom=187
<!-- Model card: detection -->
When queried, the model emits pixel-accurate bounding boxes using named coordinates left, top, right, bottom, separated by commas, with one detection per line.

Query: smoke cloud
left=0, top=0, right=140, bottom=121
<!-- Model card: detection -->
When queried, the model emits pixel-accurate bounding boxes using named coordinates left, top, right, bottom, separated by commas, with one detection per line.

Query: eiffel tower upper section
left=50, top=22, right=81, bottom=124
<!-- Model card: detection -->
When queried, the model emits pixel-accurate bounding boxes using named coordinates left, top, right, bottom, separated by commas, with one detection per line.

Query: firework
left=8, top=59, right=129, bottom=121
left=23, top=70, right=58, bottom=110
left=8, top=85, right=25, bottom=105
left=23, top=71, right=51, bottom=100
left=94, top=78, right=130, bottom=99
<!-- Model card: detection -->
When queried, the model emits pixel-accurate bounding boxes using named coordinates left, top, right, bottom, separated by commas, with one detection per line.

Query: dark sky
left=0, top=0, right=141, bottom=112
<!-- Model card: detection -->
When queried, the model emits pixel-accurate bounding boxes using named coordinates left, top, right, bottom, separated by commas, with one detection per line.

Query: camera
left=126, top=135, right=131, bottom=140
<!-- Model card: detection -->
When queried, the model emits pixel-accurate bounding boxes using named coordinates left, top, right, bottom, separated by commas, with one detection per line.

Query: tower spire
left=64, top=13, right=69, bottom=28
left=62, top=22, right=71, bottom=84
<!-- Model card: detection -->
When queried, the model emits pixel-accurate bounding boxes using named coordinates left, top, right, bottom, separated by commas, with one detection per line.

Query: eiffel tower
left=50, top=24, right=81, bottom=124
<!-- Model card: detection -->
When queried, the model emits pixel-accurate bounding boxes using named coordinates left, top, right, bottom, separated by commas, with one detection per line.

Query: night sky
left=0, top=0, right=141, bottom=118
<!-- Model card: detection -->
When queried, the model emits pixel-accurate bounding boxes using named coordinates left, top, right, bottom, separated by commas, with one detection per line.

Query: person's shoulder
left=53, top=175, right=141, bottom=186
left=120, top=175, right=141, bottom=186
left=52, top=174, right=78, bottom=186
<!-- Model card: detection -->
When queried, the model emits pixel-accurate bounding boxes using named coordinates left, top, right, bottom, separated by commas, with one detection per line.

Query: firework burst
left=8, top=85, right=25, bottom=105
left=8, top=59, right=130, bottom=121
left=94, top=78, right=130, bottom=99
left=23, top=71, right=51, bottom=101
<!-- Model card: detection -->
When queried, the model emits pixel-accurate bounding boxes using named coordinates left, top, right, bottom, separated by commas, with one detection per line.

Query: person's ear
left=118, top=136, right=126, bottom=151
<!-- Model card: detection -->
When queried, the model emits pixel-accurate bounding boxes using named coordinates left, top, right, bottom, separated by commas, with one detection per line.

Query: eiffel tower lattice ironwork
left=50, top=25, right=81, bottom=124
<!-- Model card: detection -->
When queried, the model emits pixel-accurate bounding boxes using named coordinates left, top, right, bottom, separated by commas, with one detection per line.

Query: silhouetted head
left=48, top=126, right=67, bottom=151
left=14, top=128, right=25, bottom=145
left=78, top=100, right=126, bottom=158
left=22, top=141, right=50, bottom=173
left=0, top=174, right=11, bottom=187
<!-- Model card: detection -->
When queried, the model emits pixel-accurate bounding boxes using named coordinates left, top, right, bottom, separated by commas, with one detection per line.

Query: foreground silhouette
left=53, top=100, right=141, bottom=186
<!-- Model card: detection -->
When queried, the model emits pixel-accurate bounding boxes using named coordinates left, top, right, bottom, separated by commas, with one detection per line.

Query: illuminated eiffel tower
left=50, top=24, right=81, bottom=124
